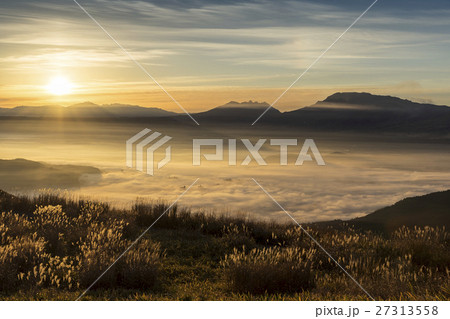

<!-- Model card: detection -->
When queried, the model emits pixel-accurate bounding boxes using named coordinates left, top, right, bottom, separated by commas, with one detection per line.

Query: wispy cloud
left=0, top=0, right=449, bottom=107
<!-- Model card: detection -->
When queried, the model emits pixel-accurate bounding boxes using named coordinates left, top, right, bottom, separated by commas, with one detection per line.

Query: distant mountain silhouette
left=323, top=92, right=439, bottom=109
left=195, top=100, right=282, bottom=123
left=217, top=100, right=270, bottom=109
left=0, top=158, right=101, bottom=191
left=283, top=92, right=450, bottom=133
left=0, top=102, right=177, bottom=118
left=1, top=93, right=450, bottom=133
left=353, top=189, right=450, bottom=232
left=0, top=105, right=65, bottom=117
left=70, top=102, right=177, bottom=118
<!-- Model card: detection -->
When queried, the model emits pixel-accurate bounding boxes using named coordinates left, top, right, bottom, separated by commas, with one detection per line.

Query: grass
left=0, top=191, right=448, bottom=300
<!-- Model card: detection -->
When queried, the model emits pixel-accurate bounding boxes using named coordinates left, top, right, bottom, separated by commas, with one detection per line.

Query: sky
left=0, top=0, right=449, bottom=112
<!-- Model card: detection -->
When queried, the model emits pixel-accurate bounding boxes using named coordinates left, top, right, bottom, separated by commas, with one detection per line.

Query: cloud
left=1, top=0, right=450, bottom=107
left=0, top=48, right=173, bottom=71
left=60, top=142, right=450, bottom=223
left=69, top=164, right=450, bottom=223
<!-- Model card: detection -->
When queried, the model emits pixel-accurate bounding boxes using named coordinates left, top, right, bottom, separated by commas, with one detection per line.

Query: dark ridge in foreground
left=353, top=190, right=450, bottom=232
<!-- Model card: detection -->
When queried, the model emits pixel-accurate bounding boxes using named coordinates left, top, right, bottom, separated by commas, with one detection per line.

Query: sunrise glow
left=46, top=76, right=74, bottom=96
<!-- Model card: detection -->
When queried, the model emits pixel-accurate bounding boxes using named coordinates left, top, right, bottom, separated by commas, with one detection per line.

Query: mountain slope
left=0, top=158, right=101, bottom=191
left=69, top=102, right=177, bottom=118
left=284, top=92, right=450, bottom=133
left=194, top=100, right=282, bottom=123
left=0, top=102, right=177, bottom=118
left=353, top=189, right=450, bottom=231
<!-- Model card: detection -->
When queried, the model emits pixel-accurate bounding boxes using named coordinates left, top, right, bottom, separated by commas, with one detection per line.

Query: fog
left=1, top=118, right=449, bottom=223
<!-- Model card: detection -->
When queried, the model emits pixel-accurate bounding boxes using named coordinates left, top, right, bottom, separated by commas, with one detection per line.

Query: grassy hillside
left=0, top=191, right=448, bottom=300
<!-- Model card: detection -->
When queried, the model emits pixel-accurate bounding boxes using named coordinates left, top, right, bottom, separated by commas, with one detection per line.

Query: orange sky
left=1, top=84, right=445, bottom=113
left=1, top=0, right=449, bottom=112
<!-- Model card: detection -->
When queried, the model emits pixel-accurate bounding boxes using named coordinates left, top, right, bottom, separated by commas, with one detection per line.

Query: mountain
left=194, top=100, right=282, bottom=123
left=217, top=100, right=271, bottom=109
left=283, top=92, right=450, bottom=133
left=1, top=93, right=450, bottom=133
left=0, top=102, right=177, bottom=118
left=0, top=105, right=65, bottom=117
left=353, top=189, right=450, bottom=232
left=183, top=93, right=450, bottom=132
left=69, top=102, right=177, bottom=118
left=0, top=158, right=101, bottom=191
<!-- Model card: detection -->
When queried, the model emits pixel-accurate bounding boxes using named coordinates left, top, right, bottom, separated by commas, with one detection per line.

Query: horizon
left=2, top=91, right=450, bottom=112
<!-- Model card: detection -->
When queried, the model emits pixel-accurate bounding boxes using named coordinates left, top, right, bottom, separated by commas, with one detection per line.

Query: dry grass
left=0, top=192, right=448, bottom=300
left=0, top=202, right=163, bottom=295
left=222, top=247, right=316, bottom=294
left=220, top=225, right=449, bottom=299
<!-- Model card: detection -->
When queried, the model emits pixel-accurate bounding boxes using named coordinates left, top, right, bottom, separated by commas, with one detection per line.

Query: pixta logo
left=126, top=128, right=172, bottom=175
left=193, top=139, right=325, bottom=166
left=126, top=130, right=325, bottom=175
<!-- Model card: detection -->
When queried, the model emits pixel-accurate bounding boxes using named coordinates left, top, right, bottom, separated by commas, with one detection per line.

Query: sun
left=46, top=76, right=74, bottom=96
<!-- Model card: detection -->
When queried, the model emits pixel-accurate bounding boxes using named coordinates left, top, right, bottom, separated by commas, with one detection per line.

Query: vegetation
left=0, top=191, right=448, bottom=300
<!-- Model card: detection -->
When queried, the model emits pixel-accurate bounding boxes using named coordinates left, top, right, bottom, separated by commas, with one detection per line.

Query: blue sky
left=0, top=0, right=449, bottom=110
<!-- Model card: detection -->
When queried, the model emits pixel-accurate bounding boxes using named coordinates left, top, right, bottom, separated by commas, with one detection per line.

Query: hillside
left=0, top=189, right=448, bottom=300
left=194, top=100, right=282, bottom=123
left=284, top=92, right=450, bottom=133
left=353, top=190, right=450, bottom=232
left=0, top=158, right=101, bottom=191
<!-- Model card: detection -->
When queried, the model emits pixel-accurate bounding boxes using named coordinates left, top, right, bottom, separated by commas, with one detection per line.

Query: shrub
left=0, top=234, right=47, bottom=292
left=33, top=205, right=70, bottom=255
left=0, top=211, right=33, bottom=243
left=118, top=240, right=163, bottom=289
left=18, top=255, right=77, bottom=290
left=392, top=226, right=449, bottom=269
left=75, top=219, right=164, bottom=291
left=133, top=200, right=178, bottom=228
left=222, top=223, right=257, bottom=250
left=75, top=202, right=109, bottom=227
left=0, top=200, right=165, bottom=294
left=76, top=221, right=128, bottom=288
left=222, top=247, right=316, bottom=294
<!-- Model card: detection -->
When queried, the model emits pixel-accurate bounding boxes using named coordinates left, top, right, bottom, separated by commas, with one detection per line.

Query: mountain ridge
left=2, top=92, right=449, bottom=116
left=0, top=158, right=101, bottom=191
left=352, top=189, right=450, bottom=232
left=1, top=93, right=450, bottom=133
left=322, top=92, right=449, bottom=109
left=0, top=102, right=177, bottom=118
